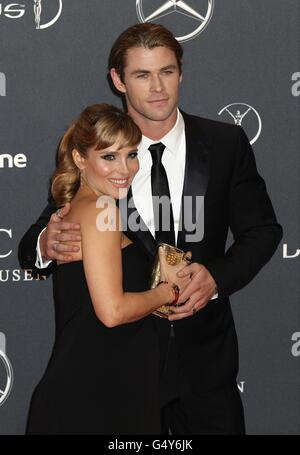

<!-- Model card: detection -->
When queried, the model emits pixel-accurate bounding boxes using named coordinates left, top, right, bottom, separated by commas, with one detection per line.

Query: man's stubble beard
left=126, top=96, right=179, bottom=124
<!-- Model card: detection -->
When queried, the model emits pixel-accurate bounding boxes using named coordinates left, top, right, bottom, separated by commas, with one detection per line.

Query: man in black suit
left=19, top=23, right=282, bottom=434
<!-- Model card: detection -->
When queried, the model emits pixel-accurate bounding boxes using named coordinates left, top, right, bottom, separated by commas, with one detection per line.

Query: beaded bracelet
left=158, top=281, right=180, bottom=305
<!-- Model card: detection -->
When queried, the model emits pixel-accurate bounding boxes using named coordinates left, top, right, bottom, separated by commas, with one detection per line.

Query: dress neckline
left=56, top=242, right=136, bottom=268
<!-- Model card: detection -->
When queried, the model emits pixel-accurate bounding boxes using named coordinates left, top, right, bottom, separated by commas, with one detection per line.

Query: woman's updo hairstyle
left=51, top=104, right=141, bottom=206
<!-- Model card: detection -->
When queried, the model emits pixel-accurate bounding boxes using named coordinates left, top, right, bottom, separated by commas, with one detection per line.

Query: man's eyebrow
left=160, top=65, right=177, bottom=71
left=130, top=65, right=178, bottom=75
left=130, top=69, right=150, bottom=75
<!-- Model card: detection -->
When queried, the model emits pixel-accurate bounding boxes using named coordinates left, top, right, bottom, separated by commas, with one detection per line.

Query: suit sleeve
left=18, top=196, right=57, bottom=278
left=204, top=127, right=283, bottom=298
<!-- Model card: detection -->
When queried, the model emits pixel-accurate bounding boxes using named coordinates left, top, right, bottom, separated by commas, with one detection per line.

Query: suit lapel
left=119, top=111, right=210, bottom=254
left=177, top=112, right=210, bottom=249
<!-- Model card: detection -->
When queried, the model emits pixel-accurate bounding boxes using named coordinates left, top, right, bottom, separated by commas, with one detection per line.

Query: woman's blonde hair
left=51, top=104, right=141, bottom=206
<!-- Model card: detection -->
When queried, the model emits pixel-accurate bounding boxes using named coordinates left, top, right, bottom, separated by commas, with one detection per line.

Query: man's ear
left=110, top=68, right=126, bottom=94
left=72, top=149, right=85, bottom=170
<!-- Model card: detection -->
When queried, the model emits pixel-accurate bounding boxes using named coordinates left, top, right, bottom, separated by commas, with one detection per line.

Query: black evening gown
left=26, top=243, right=161, bottom=434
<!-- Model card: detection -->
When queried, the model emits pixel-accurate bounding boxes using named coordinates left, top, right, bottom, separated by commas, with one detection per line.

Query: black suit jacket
left=18, top=111, right=282, bottom=390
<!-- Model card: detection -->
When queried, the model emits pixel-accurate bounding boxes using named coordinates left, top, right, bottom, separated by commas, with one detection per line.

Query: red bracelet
left=171, top=284, right=180, bottom=306
left=157, top=282, right=179, bottom=306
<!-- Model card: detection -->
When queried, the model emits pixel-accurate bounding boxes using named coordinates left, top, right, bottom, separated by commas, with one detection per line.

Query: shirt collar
left=138, top=109, right=185, bottom=160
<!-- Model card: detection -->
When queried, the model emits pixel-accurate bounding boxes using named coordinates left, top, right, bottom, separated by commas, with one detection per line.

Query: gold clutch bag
left=150, top=243, right=191, bottom=318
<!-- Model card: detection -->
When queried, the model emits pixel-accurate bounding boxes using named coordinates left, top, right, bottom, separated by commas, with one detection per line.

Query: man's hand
left=168, top=262, right=217, bottom=321
left=159, top=247, right=192, bottom=292
left=40, top=202, right=82, bottom=262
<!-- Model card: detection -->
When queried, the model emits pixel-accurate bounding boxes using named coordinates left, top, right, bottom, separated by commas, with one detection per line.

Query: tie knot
left=149, top=142, right=166, bottom=165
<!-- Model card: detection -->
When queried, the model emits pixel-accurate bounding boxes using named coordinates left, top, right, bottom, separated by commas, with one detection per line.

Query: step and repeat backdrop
left=0, top=0, right=299, bottom=435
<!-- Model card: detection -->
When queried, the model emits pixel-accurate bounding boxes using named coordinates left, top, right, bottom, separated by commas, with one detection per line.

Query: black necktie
left=149, top=142, right=175, bottom=246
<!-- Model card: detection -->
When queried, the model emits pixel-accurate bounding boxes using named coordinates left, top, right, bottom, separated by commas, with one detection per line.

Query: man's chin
left=145, top=108, right=175, bottom=122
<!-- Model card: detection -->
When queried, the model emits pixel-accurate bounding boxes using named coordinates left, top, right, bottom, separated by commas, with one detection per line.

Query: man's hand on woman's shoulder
left=40, top=202, right=81, bottom=263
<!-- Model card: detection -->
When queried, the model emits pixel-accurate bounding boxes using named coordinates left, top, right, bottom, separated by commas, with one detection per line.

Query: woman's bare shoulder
left=67, top=194, right=119, bottom=224
left=73, top=196, right=122, bottom=249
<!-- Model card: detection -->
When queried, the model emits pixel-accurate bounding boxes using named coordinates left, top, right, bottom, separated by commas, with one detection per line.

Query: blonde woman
left=26, top=104, right=184, bottom=434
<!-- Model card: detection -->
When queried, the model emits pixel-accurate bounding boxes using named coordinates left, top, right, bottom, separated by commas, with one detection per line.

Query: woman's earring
left=80, top=169, right=86, bottom=186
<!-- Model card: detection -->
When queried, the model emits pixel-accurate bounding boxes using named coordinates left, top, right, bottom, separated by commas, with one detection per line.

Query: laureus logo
left=0, top=1, right=63, bottom=29
left=0, top=333, right=13, bottom=407
left=136, top=0, right=214, bottom=42
left=218, top=103, right=262, bottom=145
left=33, top=0, right=63, bottom=30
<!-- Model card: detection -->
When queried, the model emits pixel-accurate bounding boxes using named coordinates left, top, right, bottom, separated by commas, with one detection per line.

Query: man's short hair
left=108, top=23, right=183, bottom=82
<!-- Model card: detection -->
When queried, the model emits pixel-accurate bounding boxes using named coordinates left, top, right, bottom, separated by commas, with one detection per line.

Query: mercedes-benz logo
left=0, top=334, right=13, bottom=407
left=34, top=0, right=63, bottom=30
left=218, top=103, right=262, bottom=145
left=136, top=0, right=214, bottom=42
